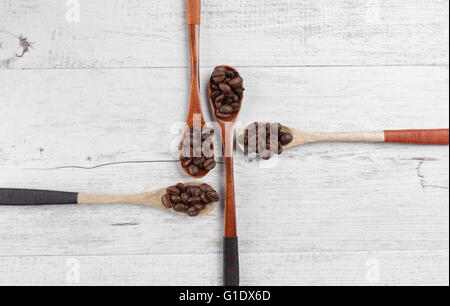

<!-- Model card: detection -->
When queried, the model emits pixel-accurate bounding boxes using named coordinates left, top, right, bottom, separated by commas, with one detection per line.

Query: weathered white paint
left=0, top=251, right=448, bottom=286
left=0, top=0, right=448, bottom=286
left=0, top=0, right=448, bottom=68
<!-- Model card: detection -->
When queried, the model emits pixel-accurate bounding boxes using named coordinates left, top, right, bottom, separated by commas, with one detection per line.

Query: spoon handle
left=223, top=122, right=240, bottom=286
left=77, top=194, right=147, bottom=205
left=186, top=0, right=204, bottom=126
left=293, top=129, right=449, bottom=146
left=223, top=156, right=239, bottom=286
left=187, top=0, right=201, bottom=25
left=384, top=129, right=449, bottom=145
left=0, top=188, right=78, bottom=205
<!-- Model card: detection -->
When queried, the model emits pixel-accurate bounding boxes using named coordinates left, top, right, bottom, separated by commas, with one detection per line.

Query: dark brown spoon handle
left=0, top=189, right=78, bottom=205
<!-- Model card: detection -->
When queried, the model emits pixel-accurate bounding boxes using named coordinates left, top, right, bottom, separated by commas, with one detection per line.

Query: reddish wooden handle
left=384, top=129, right=449, bottom=145
left=187, top=0, right=201, bottom=24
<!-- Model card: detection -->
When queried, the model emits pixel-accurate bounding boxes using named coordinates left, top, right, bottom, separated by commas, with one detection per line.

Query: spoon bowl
left=209, top=65, right=242, bottom=125
left=179, top=124, right=212, bottom=179
left=237, top=122, right=297, bottom=153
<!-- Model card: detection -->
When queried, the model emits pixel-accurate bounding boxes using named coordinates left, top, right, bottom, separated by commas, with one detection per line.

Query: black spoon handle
left=224, top=236, right=240, bottom=286
left=0, top=189, right=78, bottom=205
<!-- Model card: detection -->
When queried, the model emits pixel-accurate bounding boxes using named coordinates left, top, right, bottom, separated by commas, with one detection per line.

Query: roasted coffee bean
left=225, top=71, right=235, bottom=78
left=215, top=94, right=224, bottom=104
left=280, top=132, right=293, bottom=145
left=190, top=186, right=202, bottom=197
left=216, top=110, right=232, bottom=119
left=194, top=203, right=206, bottom=211
left=170, top=195, right=182, bottom=203
left=162, top=183, right=219, bottom=216
left=200, top=192, right=210, bottom=204
left=229, top=77, right=243, bottom=88
left=230, top=103, right=241, bottom=112
left=241, top=122, right=293, bottom=160
left=180, top=125, right=216, bottom=174
left=193, top=157, right=206, bottom=165
left=219, top=105, right=234, bottom=114
left=210, top=66, right=244, bottom=119
left=174, top=203, right=187, bottom=212
left=182, top=158, right=193, bottom=167
left=206, top=191, right=220, bottom=202
left=212, top=66, right=226, bottom=75
left=187, top=196, right=202, bottom=204
left=162, top=194, right=173, bottom=208
left=277, top=141, right=283, bottom=155
left=212, top=75, right=226, bottom=83
left=167, top=186, right=181, bottom=196
left=219, top=83, right=232, bottom=94
left=200, top=183, right=213, bottom=192
left=260, top=150, right=274, bottom=160
left=187, top=207, right=199, bottom=217
left=181, top=192, right=191, bottom=204
left=185, top=186, right=194, bottom=194
left=203, top=159, right=216, bottom=171
left=211, top=91, right=220, bottom=99
left=188, top=164, right=199, bottom=176
left=176, top=183, right=186, bottom=192
left=234, top=88, right=243, bottom=95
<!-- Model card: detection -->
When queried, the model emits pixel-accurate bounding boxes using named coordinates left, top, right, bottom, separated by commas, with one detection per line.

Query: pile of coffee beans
left=210, top=66, right=245, bottom=119
left=161, top=183, right=220, bottom=217
left=179, top=126, right=217, bottom=176
left=239, top=122, right=294, bottom=160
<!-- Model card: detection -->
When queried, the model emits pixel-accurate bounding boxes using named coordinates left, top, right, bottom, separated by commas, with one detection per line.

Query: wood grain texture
left=1, top=66, right=447, bottom=167
left=0, top=0, right=448, bottom=69
left=0, top=0, right=448, bottom=286
left=385, top=129, right=449, bottom=145
left=0, top=251, right=447, bottom=286
left=0, top=67, right=448, bottom=287
left=187, top=0, right=201, bottom=25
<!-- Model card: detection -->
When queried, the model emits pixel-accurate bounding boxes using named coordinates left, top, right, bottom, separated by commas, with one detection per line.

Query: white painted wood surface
left=0, top=0, right=448, bottom=286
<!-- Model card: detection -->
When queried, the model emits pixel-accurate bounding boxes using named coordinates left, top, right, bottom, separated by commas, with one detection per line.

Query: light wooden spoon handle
left=294, top=131, right=385, bottom=144
left=290, top=129, right=449, bottom=147
left=77, top=193, right=152, bottom=205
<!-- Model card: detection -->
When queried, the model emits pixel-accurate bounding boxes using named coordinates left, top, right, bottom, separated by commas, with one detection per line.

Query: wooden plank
left=0, top=251, right=447, bottom=286
left=0, top=66, right=448, bottom=166
left=0, top=67, right=448, bottom=257
left=0, top=0, right=448, bottom=69
left=0, top=155, right=448, bottom=256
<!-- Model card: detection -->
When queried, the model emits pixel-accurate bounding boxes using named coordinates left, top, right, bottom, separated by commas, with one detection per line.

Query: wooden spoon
left=238, top=123, right=449, bottom=153
left=179, top=0, right=211, bottom=178
left=209, top=65, right=242, bottom=286
left=0, top=182, right=219, bottom=217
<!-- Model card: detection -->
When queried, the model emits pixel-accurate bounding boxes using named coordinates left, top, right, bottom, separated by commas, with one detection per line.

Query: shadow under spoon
left=0, top=182, right=218, bottom=217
